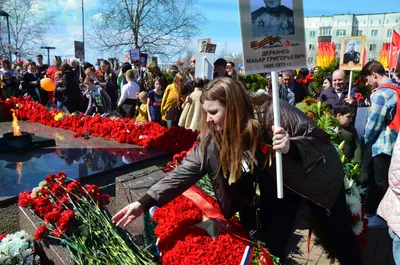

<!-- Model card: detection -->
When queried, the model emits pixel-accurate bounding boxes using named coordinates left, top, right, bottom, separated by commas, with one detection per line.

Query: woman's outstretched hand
left=272, top=125, right=290, bottom=154
left=112, top=201, right=144, bottom=227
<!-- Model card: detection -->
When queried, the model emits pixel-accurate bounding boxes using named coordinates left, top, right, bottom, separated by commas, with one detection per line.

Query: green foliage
left=311, top=60, right=339, bottom=93
left=244, top=74, right=266, bottom=92
left=162, top=72, right=174, bottom=85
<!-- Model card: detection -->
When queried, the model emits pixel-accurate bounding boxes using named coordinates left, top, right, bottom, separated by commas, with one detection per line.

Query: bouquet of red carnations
left=18, top=171, right=155, bottom=265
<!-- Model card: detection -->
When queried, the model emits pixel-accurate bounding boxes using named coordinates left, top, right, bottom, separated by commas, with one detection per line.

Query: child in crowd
left=333, top=101, right=361, bottom=163
left=178, top=78, right=204, bottom=132
left=146, top=77, right=163, bottom=123
left=83, top=77, right=111, bottom=117
left=135, top=91, right=148, bottom=124
left=0, top=72, right=17, bottom=99
left=118, top=70, right=140, bottom=118
left=53, top=71, right=66, bottom=111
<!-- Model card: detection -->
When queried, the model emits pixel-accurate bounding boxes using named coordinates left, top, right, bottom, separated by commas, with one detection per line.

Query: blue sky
left=39, top=0, right=400, bottom=65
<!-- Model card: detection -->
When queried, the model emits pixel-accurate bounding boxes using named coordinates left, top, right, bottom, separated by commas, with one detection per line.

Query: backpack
left=378, top=83, right=400, bottom=131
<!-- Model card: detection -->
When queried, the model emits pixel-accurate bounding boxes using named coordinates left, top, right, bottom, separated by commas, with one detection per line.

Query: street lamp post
left=0, top=10, right=12, bottom=62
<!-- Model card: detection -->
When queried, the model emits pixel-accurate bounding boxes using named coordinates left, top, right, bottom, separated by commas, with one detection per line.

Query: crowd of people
left=2, top=53, right=400, bottom=264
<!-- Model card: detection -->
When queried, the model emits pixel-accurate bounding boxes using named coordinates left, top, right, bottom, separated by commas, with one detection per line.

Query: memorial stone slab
left=114, top=166, right=165, bottom=240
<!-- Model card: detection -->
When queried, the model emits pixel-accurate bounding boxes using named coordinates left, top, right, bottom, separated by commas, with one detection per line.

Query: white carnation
left=346, top=194, right=361, bottom=216
left=352, top=220, right=364, bottom=236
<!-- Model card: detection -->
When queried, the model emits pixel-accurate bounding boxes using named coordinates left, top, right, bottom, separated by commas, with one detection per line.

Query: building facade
left=304, top=12, right=400, bottom=68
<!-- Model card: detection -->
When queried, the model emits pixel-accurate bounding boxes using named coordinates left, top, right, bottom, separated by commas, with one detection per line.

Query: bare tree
left=89, top=0, right=205, bottom=59
left=0, top=0, right=53, bottom=60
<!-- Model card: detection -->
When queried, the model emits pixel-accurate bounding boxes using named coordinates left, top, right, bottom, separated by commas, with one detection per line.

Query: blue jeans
left=389, top=228, right=400, bottom=264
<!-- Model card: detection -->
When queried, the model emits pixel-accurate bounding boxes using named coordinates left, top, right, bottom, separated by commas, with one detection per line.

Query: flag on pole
left=316, top=42, right=336, bottom=67
left=378, top=42, right=390, bottom=69
left=389, top=29, right=400, bottom=70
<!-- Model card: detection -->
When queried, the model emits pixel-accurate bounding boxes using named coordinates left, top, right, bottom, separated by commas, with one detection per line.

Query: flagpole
left=348, top=70, right=353, bottom=99
left=389, top=41, right=393, bottom=78
left=271, top=71, right=283, bottom=199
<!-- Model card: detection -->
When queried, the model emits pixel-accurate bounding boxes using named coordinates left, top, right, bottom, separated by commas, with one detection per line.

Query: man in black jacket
left=279, top=70, right=307, bottom=104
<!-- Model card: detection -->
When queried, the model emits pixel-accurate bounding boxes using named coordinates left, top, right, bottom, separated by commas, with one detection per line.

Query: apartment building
left=304, top=12, right=400, bottom=68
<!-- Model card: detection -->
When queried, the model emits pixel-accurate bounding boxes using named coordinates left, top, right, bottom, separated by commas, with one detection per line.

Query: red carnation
left=53, top=228, right=63, bottom=238
left=0, top=233, right=7, bottom=241
left=67, top=180, right=82, bottom=193
left=44, top=211, right=61, bottom=224
left=35, top=225, right=49, bottom=241
left=18, top=190, right=35, bottom=208
left=99, top=193, right=110, bottom=205
left=177, top=61, right=185, bottom=66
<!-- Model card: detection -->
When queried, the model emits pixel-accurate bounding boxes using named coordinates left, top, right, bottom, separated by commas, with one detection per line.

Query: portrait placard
left=130, top=49, right=140, bottom=64
left=339, top=36, right=365, bottom=71
left=205, top=43, right=217, bottom=54
left=197, top=38, right=211, bottom=53
left=194, top=52, right=215, bottom=80
left=238, top=0, right=306, bottom=74
left=74, top=41, right=85, bottom=60
left=140, top=53, right=148, bottom=67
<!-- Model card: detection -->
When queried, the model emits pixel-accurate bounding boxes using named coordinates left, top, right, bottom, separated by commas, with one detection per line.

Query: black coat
left=62, top=70, right=81, bottom=102
left=279, top=82, right=307, bottom=104
left=140, top=100, right=344, bottom=220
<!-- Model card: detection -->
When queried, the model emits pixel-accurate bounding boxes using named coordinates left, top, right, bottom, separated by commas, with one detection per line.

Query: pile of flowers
left=0, top=230, right=40, bottom=265
left=18, top=171, right=155, bottom=265
left=150, top=186, right=278, bottom=265
left=0, top=97, right=197, bottom=154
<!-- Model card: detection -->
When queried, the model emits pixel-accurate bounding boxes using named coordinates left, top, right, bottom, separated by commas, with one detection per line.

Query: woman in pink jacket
left=378, top=135, right=400, bottom=264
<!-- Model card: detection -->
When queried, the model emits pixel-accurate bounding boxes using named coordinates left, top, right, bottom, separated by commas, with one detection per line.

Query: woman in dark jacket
left=60, top=63, right=81, bottom=113
left=21, top=62, right=40, bottom=101
left=100, top=60, right=118, bottom=110
left=113, top=77, right=364, bottom=264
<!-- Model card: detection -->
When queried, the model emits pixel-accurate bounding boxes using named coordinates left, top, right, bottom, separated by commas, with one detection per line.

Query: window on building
left=309, top=44, right=315, bottom=50
left=336, top=44, right=341, bottom=51
left=388, top=29, right=392, bottom=37
left=310, top=31, right=316, bottom=38
left=357, top=30, right=363, bottom=36
left=321, top=28, right=331, bottom=36
left=371, top=30, right=378, bottom=37
left=369, top=44, right=377, bottom=51
left=307, top=57, right=314, bottom=64
left=336, top=29, right=346, bottom=36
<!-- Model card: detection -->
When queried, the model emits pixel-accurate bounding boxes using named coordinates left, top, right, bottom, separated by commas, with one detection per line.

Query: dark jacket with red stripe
left=139, top=100, right=344, bottom=221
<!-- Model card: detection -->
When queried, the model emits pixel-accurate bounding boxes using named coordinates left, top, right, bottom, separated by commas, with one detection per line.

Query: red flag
left=389, top=29, right=400, bottom=69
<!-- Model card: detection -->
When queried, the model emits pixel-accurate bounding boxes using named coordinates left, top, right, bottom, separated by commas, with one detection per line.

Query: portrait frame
left=238, top=0, right=306, bottom=74
left=205, top=43, right=217, bottom=54
left=197, top=38, right=211, bottom=53
left=250, top=0, right=295, bottom=38
left=339, top=36, right=365, bottom=71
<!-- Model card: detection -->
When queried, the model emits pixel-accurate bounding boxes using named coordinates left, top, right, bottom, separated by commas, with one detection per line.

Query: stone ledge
left=19, top=206, right=73, bottom=265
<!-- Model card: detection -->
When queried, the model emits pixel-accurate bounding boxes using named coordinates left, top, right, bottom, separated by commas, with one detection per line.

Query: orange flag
left=389, top=29, right=400, bottom=69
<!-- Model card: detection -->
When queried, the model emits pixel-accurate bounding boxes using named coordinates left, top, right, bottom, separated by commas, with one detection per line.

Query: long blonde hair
left=200, top=77, right=271, bottom=184
left=173, top=72, right=185, bottom=105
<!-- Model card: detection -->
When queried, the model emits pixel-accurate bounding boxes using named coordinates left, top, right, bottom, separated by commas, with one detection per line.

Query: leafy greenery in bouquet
left=309, top=60, right=339, bottom=94
left=296, top=99, right=342, bottom=145
left=244, top=74, right=266, bottom=92
left=297, top=98, right=368, bottom=262
left=18, top=171, right=156, bottom=265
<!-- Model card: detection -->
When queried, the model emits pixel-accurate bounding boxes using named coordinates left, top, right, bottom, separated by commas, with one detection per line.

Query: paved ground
left=285, top=203, right=395, bottom=265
